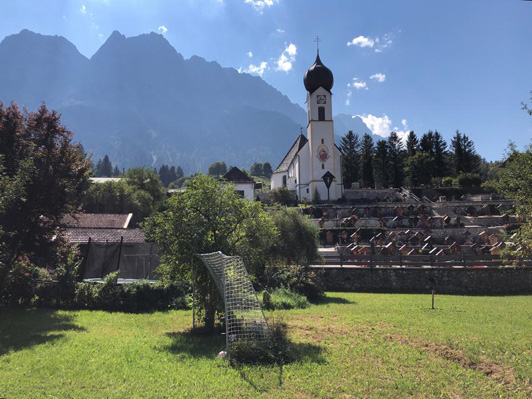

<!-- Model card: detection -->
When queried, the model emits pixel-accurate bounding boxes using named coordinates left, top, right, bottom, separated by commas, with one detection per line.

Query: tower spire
left=314, top=35, right=321, bottom=53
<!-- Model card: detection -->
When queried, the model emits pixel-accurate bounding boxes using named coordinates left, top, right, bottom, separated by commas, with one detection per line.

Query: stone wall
left=319, top=267, right=532, bottom=295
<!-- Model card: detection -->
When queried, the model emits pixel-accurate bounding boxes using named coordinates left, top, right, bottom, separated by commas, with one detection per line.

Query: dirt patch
left=385, top=334, right=530, bottom=391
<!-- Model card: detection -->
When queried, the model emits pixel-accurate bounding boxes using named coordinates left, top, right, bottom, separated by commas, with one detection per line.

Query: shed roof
left=61, top=213, right=132, bottom=229
left=64, top=228, right=145, bottom=243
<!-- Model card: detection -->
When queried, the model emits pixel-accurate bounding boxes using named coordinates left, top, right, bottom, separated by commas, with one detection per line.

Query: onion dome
left=303, top=51, right=334, bottom=94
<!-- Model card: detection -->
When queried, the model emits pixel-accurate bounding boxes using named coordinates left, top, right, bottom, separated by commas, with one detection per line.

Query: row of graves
left=312, top=189, right=521, bottom=268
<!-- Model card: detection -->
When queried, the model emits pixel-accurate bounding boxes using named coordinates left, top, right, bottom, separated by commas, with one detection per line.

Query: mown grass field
left=1, top=293, right=531, bottom=398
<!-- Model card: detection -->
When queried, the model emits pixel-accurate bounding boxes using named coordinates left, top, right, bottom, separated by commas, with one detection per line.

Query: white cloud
left=276, top=43, right=297, bottom=72
left=98, top=33, right=104, bottom=39
left=347, top=35, right=374, bottom=48
left=358, top=114, right=392, bottom=138
left=345, top=89, right=352, bottom=106
left=347, top=33, right=394, bottom=53
left=244, top=0, right=277, bottom=13
left=357, top=114, right=410, bottom=142
left=158, top=25, right=168, bottom=34
left=81, top=5, right=87, bottom=14
left=247, top=51, right=253, bottom=58
left=239, top=61, right=268, bottom=76
left=276, top=28, right=285, bottom=33
left=348, top=78, right=368, bottom=91
left=370, top=73, right=386, bottom=83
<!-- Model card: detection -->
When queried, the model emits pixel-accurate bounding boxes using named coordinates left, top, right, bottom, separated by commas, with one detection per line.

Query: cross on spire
left=314, top=36, right=321, bottom=52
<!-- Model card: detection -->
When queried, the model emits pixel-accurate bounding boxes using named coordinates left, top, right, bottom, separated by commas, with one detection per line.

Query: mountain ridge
left=0, top=30, right=372, bottom=172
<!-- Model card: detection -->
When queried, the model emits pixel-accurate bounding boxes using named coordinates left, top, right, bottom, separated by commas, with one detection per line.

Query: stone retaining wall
left=319, top=267, right=532, bottom=295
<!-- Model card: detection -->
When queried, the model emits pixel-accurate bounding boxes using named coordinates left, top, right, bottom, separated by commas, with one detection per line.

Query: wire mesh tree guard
left=194, top=252, right=271, bottom=352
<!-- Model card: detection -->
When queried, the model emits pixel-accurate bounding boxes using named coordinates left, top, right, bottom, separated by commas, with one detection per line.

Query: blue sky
left=1, top=0, right=531, bottom=161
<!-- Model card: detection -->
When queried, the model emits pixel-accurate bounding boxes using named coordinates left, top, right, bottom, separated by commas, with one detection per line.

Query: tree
left=112, top=166, right=120, bottom=177
left=339, top=130, right=360, bottom=188
left=451, top=130, right=480, bottom=175
left=433, top=131, right=448, bottom=178
left=0, top=103, right=91, bottom=265
left=123, top=167, right=166, bottom=205
left=143, top=174, right=278, bottom=331
left=373, top=140, right=389, bottom=188
left=207, top=161, right=227, bottom=176
left=487, top=144, right=532, bottom=256
left=387, top=132, right=405, bottom=188
left=405, top=131, right=419, bottom=157
left=406, top=152, right=434, bottom=186
left=270, top=186, right=293, bottom=206
left=262, top=162, right=273, bottom=178
left=250, top=162, right=263, bottom=177
left=98, top=155, right=113, bottom=177
left=419, top=131, right=435, bottom=155
left=268, top=207, right=320, bottom=266
left=360, top=133, right=374, bottom=188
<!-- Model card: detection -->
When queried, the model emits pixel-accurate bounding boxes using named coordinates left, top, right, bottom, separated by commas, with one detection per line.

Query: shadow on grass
left=0, top=307, right=85, bottom=356
left=233, top=341, right=326, bottom=393
left=164, top=330, right=226, bottom=358
left=164, top=329, right=325, bottom=393
left=312, top=295, right=355, bottom=305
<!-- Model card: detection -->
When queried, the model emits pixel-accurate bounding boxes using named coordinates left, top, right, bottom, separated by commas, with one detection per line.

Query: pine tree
left=451, top=131, right=480, bottom=175
left=373, top=140, right=389, bottom=188
left=420, top=131, right=435, bottom=155
left=99, top=155, right=113, bottom=177
left=360, top=133, right=374, bottom=188
left=112, top=166, right=120, bottom=177
left=250, top=162, right=263, bottom=177
left=406, top=131, right=419, bottom=157
left=433, top=131, right=448, bottom=178
left=339, top=130, right=360, bottom=188
left=387, top=132, right=405, bottom=188
left=263, top=162, right=273, bottom=178
left=176, top=166, right=184, bottom=180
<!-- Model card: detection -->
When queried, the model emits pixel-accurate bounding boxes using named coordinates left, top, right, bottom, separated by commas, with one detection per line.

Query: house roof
left=64, top=228, right=145, bottom=243
left=274, top=134, right=308, bottom=173
left=222, top=167, right=254, bottom=183
left=61, top=213, right=132, bottom=229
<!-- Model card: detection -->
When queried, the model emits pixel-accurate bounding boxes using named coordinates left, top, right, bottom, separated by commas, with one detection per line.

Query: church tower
left=303, top=50, right=341, bottom=200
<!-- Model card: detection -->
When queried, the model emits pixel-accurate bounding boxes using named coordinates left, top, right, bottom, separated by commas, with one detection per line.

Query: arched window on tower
left=318, top=106, right=325, bottom=121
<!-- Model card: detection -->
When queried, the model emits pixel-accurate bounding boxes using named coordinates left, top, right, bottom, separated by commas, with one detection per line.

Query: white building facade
left=271, top=51, right=343, bottom=201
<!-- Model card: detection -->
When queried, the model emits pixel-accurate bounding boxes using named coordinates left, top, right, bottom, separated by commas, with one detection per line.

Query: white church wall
left=271, top=172, right=286, bottom=189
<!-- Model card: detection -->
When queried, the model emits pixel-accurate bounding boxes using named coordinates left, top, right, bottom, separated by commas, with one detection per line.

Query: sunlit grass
left=1, top=293, right=531, bottom=398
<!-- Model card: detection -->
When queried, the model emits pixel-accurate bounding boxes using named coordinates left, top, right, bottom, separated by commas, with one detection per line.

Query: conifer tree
left=387, top=132, right=405, bottom=188
left=339, top=130, right=360, bottom=188
left=360, top=133, right=374, bottom=188
left=373, top=139, right=389, bottom=188
left=406, top=131, right=419, bottom=157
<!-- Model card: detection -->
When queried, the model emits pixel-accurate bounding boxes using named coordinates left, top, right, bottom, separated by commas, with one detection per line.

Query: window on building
left=321, top=138, right=324, bottom=144
left=282, top=175, right=287, bottom=187
left=318, top=106, right=325, bottom=121
left=322, top=164, right=325, bottom=169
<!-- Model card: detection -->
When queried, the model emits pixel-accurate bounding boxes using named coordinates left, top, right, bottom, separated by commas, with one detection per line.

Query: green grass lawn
left=1, top=293, right=531, bottom=398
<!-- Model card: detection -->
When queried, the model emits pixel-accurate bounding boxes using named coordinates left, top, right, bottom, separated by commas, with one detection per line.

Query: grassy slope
left=1, top=293, right=531, bottom=398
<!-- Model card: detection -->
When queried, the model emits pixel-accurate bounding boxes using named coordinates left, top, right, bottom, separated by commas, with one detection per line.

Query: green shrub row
left=261, top=287, right=310, bottom=310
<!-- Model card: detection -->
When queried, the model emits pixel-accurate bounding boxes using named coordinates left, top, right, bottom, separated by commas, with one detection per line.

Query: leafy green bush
left=457, top=173, right=482, bottom=188
left=261, top=287, right=310, bottom=310
left=441, top=176, right=455, bottom=187
left=0, top=256, right=38, bottom=305
left=264, top=265, right=324, bottom=301
left=229, top=320, right=292, bottom=365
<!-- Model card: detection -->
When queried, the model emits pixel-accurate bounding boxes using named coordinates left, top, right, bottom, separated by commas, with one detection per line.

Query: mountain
left=334, top=114, right=375, bottom=139
left=0, top=30, right=307, bottom=172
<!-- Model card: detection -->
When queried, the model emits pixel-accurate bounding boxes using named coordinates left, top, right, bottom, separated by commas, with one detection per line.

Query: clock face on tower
left=317, top=95, right=326, bottom=104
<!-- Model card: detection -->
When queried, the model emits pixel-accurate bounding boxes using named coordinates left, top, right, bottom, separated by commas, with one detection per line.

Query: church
left=271, top=50, right=343, bottom=201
